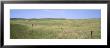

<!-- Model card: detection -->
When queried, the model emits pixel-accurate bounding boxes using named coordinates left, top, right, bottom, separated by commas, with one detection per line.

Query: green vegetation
left=10, top=19, right=101, bottom=39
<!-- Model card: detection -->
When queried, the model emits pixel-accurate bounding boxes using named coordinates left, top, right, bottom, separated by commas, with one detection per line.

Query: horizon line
left=10, top=18, right=101, bottom=19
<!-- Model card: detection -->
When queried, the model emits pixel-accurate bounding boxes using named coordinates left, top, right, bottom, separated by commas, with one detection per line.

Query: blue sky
left=10, top=9, right=101, bottom=19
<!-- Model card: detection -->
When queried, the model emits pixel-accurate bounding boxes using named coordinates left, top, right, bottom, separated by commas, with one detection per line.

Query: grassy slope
left=10, top=19, right=101, bottom=39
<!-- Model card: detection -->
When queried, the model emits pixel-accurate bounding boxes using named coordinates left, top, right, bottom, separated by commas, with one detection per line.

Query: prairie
left=10, top=19, right=101, bottom=39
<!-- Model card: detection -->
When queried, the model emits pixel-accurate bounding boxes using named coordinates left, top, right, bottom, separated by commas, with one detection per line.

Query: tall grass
left=10, top=19, right=101, bottom=39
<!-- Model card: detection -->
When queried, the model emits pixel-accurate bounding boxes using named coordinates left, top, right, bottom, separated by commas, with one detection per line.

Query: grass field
left=10, top=19, right=101, bottom=39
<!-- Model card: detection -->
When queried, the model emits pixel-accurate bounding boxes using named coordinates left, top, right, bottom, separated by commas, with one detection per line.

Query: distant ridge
left=10, top=18, right=25, bottom=20
left=10, top=18, right=101, bottom=20
left=39, top=18, right=66, bottom=20
left=10, top=18, right=66, bottom=20
left=86, top=18, right=101, bottom=20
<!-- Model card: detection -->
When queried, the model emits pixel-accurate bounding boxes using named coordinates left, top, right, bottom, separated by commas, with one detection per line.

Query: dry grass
left=10, top=19, right=101, bottom=39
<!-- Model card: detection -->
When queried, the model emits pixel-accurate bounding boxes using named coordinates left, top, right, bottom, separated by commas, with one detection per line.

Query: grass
left=10, top=19, right=101, bottom=39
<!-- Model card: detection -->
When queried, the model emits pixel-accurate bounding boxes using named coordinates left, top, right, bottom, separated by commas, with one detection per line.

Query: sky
left=10, top=9, right=101, bottom=19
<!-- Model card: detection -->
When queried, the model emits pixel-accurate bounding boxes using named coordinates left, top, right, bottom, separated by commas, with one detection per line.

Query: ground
left=10, top=19, right=101, bottom=39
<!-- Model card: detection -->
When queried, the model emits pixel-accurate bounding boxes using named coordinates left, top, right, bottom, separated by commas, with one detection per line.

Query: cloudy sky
left=10, top=9, right=101, bottom=19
